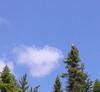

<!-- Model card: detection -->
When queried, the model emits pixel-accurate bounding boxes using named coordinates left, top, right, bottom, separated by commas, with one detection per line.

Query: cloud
left=0, top=58, right=14, bottom=73
left=14, top=46, right=63, bottom=77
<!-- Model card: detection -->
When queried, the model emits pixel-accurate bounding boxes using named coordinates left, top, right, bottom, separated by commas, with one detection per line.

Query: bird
left=71, top=43, right=76, bottom=49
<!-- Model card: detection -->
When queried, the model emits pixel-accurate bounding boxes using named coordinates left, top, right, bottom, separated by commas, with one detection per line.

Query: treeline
left=0, top=65, right=40, bottom=92
left=0, top=45, right=100, bottom=92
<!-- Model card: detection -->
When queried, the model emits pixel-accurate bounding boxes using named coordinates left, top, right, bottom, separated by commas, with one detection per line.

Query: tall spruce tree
left=53, top=76, right=62, bottom=92
left=0, top=65, right=19, bottom=92
left=93, top=79, right=100, bottom=92
left=19, top=74, right=29, bottom=92
left=62, top=45, right=87, bottom=92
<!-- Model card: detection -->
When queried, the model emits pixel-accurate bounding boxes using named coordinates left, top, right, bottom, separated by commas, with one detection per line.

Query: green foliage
left=93, top=79, right=100, bottom=92
left=33, top=85, right=40, bottom=92
left=1, top=45, right=100, bottom=92
left=1, top=65, right=16, bottom=85
left=19, top=74, right=29, bottom=92
left=19, top=74, right=40, bottom=92
left=29, top=85, right=40, bottom=92
left=53, top=76, right=62, bottom=92
left=62, top=45, right=88, bottom=92
left=85, top=78, right=93, bottom=92
left=0, top=65, right=19, bottom=92
left=0, top=65, right=40, bottom=92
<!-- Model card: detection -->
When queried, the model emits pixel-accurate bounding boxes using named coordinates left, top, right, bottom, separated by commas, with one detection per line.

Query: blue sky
left=0, top=0, right=100, bottom=92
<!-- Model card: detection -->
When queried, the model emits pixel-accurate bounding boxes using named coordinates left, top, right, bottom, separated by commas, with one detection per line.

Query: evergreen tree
left=85, top=78, right=93, bottom=92
left=62, top=45, right=87, bottom=92
left=19, top=74, right=29, bottom=92
left=93, top=79, right=100, bottom=92
left=0, top=65, right=19, bottom=92
left=29, top=87, right=33, bottom=92
left=53, top=76, right=62, bottom=92
left=33, top=85, right=40, bottom=92
left=29, top=85, right=40, bottom=92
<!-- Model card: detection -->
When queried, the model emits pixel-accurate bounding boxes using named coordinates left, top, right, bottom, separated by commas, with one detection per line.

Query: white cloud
left=0, top=58, right=14, bottom=73
left=14, top=46, right=63, bottom=77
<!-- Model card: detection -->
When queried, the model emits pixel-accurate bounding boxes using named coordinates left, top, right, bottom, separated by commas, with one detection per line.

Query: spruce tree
left=19, top=74, right=29, bottom=92
left=53, top=76, right=62, bottom=92
left=93, top=79, right=100, bottom=92
left=0, top=65, right=19, bottom=92
left=62, top=45, right=87, bottom=92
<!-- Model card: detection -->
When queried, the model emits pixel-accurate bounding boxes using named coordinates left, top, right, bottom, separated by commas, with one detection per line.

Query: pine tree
left=62, top=45, right=87, bottom=92
left=0, top=65, right=19, bottom=92
left=93, top=79, right=100, bottom=92
left=53, top=76, right=62, bottom=92
left=19, top=74, right=29, bottom=92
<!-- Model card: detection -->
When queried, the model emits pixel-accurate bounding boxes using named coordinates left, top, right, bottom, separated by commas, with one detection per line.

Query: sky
left=0, top=0, right=100, bottom=92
